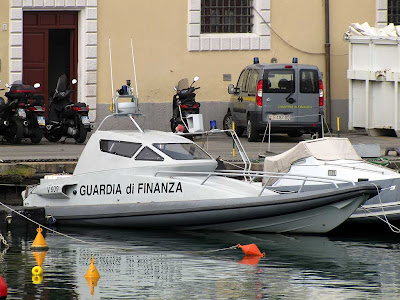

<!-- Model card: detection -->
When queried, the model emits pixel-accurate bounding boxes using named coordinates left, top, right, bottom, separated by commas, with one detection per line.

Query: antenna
left=109, top=38, right=115, bottom=111
left=130, top=37, right=139, bottom=100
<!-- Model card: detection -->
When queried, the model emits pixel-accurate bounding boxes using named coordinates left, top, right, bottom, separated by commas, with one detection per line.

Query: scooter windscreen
left=177, top=78, right=189, bottom=91
left=55, top=74, right=68, bottom=93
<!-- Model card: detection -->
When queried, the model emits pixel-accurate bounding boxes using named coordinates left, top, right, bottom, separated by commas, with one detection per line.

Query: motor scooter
left=44, top=74, right=91, bottom=143
left=3, top=81, right=44, bottom=144
left=170, top=76, right=200, bottom=133
left=0, top=80, right=42, bottom=143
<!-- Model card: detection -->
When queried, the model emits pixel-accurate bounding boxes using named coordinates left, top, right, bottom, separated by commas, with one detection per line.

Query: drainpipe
left=325, top=0, right=331, bottom=126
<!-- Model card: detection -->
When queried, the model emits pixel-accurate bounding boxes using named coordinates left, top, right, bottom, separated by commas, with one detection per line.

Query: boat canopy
left=263, top=138, right=362, bottom=174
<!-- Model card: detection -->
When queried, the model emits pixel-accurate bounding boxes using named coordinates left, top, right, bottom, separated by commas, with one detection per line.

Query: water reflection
left=1, top=227, right=400, bottom=299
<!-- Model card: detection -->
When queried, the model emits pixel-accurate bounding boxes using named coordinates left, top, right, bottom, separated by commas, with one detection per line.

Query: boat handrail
left=323, top=161, right=390, bottom=175
left=97, top=112, right=146, bottom=133
left=176, top=128, right=252, bottom=178
left=154, top=169, right=356, bottom=196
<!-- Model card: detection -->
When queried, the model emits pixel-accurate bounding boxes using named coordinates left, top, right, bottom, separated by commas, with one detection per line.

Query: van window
left=263, top=70, right=295, bottom=93
left=240, top=69, right=251, bottom=92
left=247, top=70, right=260, bottom=95
left=236, top=70, right=247, bottom=91
left=100, top=140, right=142, bottom=158
left=300, top=69, right=319, bottom=93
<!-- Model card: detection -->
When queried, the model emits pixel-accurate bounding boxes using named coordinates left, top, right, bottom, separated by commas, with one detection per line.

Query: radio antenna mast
left=109, top=38, right=115, bottom=109
left=130, top=37, right=139, bottom=100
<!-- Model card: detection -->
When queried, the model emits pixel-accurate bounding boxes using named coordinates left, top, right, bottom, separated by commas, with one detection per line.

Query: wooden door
left=23, top=12, right=78, bottom=111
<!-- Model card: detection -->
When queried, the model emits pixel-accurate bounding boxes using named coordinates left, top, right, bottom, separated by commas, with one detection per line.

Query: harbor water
left=1, top=226, right=400, bottom=299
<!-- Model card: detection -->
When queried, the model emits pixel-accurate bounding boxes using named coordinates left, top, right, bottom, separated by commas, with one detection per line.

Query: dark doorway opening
left=48, top=29, right=71, bottom=97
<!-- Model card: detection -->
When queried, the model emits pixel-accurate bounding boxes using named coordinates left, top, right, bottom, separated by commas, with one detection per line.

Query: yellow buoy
left=31, top=226, right=49, bottom=251
left=32, top=275, right=43, bottom=285
left=85, top=256, right=100, bottom=279
left=32, top=265, right=43, bottom=276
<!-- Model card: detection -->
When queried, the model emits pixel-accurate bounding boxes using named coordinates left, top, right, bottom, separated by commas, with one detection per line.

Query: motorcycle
left=0, top=80, right=42, bottom=144
left=44, top=74, right=91, bottom=144
left=170, top=76, right=200, bottom=133
left=6, top=81, right=44, bottom=144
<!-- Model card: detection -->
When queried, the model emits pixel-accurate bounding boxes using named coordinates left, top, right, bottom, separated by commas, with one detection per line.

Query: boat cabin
left=73, top=130, right=217, bottom=175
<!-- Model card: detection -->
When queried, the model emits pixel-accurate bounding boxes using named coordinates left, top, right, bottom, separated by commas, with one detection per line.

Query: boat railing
left=176, top=128, right=253, bottom=179
left=322, top=161, right=390, bottom=175
left=154, top=169, right=356, bottom=197
left=97, top=93, right=146, bottom=133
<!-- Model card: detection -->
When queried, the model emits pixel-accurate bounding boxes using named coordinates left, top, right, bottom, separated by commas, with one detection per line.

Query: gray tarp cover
left=263, top=137, right=362, bottom=174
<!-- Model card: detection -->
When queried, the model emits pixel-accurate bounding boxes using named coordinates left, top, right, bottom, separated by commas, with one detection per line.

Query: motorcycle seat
left=74, top=102, right=87, bottom=108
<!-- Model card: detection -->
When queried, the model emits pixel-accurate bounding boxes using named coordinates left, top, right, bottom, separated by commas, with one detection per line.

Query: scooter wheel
left=4, top=116, right=23, bottom=144
left=44, top=130, right=62, bottom=142
left=30, top=127, right=43, bottom=144
left=74, top=122, right=88, bottom=144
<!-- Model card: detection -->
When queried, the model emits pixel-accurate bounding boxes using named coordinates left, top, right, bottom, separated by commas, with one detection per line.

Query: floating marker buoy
left=238, top=255, right=262, bottom=266
left=32, top=251, right=47, bottom=266
left=0, top=276, right=7, bottom=300
left=32, top=275, right=43, bottom=285
left=237, top=244, right=265, bottom=257
left=85, top=275, right=100, bottom=296
left=85, top=256, right=100, bottom=279
left=31, top=226, right=49, bottom=251
left=176, top=124, right=184, bottom=132
left=32, top=265, right=43, bottom=276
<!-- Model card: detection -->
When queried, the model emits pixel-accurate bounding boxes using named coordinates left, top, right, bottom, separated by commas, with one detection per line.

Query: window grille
left=201, top=0, right=253, bottom=33
left=388, top=0, right=400, bottom=25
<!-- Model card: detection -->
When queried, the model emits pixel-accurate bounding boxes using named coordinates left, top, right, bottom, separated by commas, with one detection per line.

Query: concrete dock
left=1, top=130, right=400, bottom=205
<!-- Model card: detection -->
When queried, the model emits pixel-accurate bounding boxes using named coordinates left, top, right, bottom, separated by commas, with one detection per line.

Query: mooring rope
left=0, top=201, right=136, bottom=253
left=359, top=183, right=400, bottom=233
left=0, top=201, right=243, bottom=255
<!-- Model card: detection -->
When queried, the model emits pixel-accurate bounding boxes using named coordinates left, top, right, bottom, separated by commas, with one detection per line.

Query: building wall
left=0, top=1, right=9, bottom=87
left=96, top=0, right=376, bottom=131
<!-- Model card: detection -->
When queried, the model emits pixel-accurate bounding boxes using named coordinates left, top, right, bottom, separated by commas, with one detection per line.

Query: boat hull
left=43, top=185, right=376, bottom=233
left=273, top=178, right=400, bottom=224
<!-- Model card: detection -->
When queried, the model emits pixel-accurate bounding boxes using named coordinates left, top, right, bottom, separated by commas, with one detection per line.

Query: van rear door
left=262, top=68, right=296, bottom=123
left=297, top=68, right=320, bottom=124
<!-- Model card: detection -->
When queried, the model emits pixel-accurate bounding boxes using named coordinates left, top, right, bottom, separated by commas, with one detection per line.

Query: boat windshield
left=153, top=143, right=211, bottom=160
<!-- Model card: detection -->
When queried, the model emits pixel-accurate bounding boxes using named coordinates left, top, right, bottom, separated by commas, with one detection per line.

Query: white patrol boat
left=21, top=118, right=379, bottom=233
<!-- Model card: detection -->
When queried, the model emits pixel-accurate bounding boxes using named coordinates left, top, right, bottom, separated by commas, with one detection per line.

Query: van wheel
left=287, top=131, right=303, bottom=138
left=247, top=118, right=258, bottom=142
left=223, top=112, right=244, bottom=137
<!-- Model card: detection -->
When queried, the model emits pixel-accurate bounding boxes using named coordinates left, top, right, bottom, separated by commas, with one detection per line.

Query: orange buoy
left=0, top=276, right=7, bottom=299
left=31, top=226, right=49, bottom=251
left=237, top=244, right=265, bottom=257
left=32, top=251, right=47, bottom=266
left=85, top=256, right=100, bottom=279
left=238, top=255, right=262, bottom=266
left=85, top=275, right=100, bottom=296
